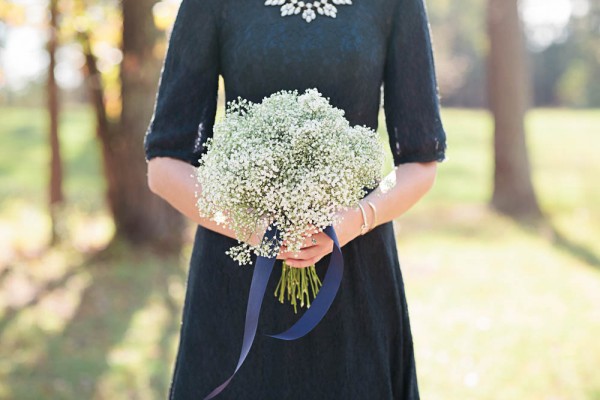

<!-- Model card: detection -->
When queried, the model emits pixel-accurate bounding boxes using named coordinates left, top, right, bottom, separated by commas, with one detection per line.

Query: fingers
left=281, top=225, right=321, bottom=248
left=279, top=233, right=328, bottom=257
left=282, top=242, right=334, bottom=270
left=275, top=226, right=334, bottom=268
left=298, top=229, right=327, bottom=249
left=286, top=255, right=322, bottom=268
left=283, top=244, right=323, bottom=260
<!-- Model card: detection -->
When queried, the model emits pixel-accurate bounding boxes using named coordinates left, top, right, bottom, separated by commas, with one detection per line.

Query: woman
left=144, top=0, right=447, bottom=398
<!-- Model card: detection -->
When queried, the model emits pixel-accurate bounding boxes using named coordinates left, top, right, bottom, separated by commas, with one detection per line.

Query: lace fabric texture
left=144, top=0, right=447, bottom=167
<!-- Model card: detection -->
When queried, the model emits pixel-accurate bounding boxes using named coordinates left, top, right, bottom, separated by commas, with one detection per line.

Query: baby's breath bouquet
left=195, top=88, right=384, bottom=312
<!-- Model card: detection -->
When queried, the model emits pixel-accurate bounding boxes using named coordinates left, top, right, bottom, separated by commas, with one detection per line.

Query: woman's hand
left=278, top=206, right=365, bottom=268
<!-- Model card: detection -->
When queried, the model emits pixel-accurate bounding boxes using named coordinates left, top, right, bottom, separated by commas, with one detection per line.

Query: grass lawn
left=0, top=105, right=599, bottom=399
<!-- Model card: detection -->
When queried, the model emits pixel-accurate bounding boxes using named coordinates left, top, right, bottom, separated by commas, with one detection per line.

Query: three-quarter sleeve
left=144, top=0, right=220, bottom=167
left=383, top=0, right=447, bottom=165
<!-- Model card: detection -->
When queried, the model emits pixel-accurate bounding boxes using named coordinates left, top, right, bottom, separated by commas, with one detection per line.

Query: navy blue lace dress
left=144, top=0, right=447, bottom=398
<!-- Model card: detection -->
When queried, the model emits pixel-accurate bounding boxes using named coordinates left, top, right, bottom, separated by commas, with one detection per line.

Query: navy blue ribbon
left=203, top=225, right=343, bottom=399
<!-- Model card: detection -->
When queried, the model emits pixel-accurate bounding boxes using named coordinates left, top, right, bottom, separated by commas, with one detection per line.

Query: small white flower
left=214, top=211, right=228, bottom=225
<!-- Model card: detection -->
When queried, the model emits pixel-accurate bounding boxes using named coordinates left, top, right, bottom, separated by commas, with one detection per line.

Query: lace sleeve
left=383, top=0, right=447, bottom=165
left=143, top=0, right=219, bottom=167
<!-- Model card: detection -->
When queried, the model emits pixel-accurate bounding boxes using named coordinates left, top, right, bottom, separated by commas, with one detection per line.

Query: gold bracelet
left=357, top=202, right=370, bottom=235
left=366, top=200, right=377, bottom=231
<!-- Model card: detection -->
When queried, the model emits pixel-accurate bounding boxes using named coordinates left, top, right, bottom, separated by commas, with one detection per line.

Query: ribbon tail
left=203, top=227, right=280, bottom=399
left=267, top=225, right=343, bottom=341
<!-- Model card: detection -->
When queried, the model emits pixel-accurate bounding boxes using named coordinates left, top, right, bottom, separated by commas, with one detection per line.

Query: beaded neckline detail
left=264, top=0, right=353, bottom=23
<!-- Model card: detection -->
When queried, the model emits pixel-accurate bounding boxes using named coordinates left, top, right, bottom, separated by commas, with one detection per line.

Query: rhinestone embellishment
left=265, top=0, right=353, bottom=23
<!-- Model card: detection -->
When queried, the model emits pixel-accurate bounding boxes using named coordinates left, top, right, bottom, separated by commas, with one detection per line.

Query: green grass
left=0, top=105, right=599, bottom=399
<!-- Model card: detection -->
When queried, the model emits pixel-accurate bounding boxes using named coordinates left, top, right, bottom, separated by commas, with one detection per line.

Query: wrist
left=350, top=200, right=376, bottom=238
left=334, top=206, right=363, bottom=246
left=364, top=200, right=377, bottom=231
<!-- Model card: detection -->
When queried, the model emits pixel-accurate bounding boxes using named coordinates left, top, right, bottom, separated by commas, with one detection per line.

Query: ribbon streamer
left=203, top=225, right=343, bottom=399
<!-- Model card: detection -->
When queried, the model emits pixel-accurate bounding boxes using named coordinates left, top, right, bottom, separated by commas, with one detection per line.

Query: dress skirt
left=168, top=220, right=420, bottom=399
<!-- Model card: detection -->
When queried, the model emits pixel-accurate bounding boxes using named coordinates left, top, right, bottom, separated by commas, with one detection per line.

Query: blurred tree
left=76, top=0, right=185, bottom=252
left=486, top=0, right=543, bottom=220
left=428, top=0, right=599, bottom=109
left=47, top=0, right=64, bottom=244
left=530, top=1, right=600, bottom=108
left=427, top=0, right=487, bottom=107
left=561, top=1, right=600, bottom=107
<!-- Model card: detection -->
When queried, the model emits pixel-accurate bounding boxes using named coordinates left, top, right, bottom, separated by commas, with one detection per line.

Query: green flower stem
left=274, top=261, right=323, bottom=314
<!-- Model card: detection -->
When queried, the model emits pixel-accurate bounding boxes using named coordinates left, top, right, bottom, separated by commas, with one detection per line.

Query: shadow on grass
left=516, top=216, right=600, bottom=269
left=548, top=225, right=600, bottom=268
left=0, top=268, right=82, bottom=336
left=4, top=242, right=186, bottom=400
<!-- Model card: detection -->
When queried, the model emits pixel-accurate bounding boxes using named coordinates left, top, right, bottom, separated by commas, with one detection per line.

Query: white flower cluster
left=195, top=88, right=385, bottom=265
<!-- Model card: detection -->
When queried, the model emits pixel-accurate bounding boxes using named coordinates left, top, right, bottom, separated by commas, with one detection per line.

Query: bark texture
left=487, top=0, right=542, bottom=219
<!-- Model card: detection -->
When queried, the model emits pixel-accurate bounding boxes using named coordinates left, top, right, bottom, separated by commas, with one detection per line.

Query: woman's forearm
left=146, top=157, right=251, bottom=243
left=359, top=161, right=438, bottom=230
left=146, top=156, right=437, bottom=250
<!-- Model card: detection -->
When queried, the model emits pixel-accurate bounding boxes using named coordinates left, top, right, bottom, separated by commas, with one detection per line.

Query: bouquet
left=195, top=88, right=385, bottom=312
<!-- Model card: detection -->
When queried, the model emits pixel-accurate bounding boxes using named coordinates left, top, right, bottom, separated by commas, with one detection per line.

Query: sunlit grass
left=0, top=105, right=599, bottom=399
left=397, top=205, right=600, bottom=400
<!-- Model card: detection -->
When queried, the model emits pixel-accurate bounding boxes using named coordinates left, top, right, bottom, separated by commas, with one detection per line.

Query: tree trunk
left=79, top=1, right=184, bottom=252
left=111, top=0, right=184, bottom=251
left=486, top=0, right=542, bottom=220
left=48, top=0, right=64, bottom=244
left=79, top=31, right=120, bottom=223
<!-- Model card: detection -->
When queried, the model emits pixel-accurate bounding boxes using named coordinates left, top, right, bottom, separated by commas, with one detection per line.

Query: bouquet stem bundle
left=274, top=262, right=322, bottom=313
